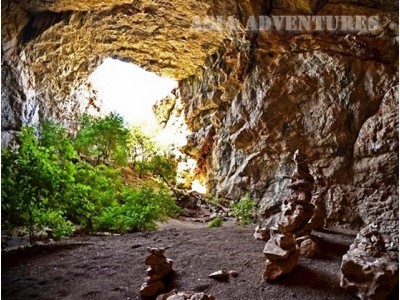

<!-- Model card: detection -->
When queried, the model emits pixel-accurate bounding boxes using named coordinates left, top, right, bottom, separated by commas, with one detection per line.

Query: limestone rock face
left=179, top=3, right=399, bottom=244
left=2, top=0, right=253, bottom=136
left=340, top=225, right=399, bottom=300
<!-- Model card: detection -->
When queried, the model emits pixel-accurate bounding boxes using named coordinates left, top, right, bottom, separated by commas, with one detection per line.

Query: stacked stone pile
left=263, top=150, right=318, bottom=280
left=139, top=247, right=174, bottom=298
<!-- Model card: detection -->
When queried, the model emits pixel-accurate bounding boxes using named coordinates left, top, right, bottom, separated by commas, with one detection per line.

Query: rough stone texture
left=1, top=0, right=398, bottom=244
left=263, top=249, right=300, bottom=281
left=253, top=225, right=270, bottom=241
left=299, top=238, right=319, bottom=258
left=179, top=4, right=399, bottom=245
left=340, top=225, right=399, bottom=300
left=157, top=290, right=215, bottom=300
left=1, top=0, right=252, bottom=133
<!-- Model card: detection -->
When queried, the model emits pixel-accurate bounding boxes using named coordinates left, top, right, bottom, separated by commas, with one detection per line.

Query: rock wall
left=1, top=0, right=398, bottom=243
left=180, top=2, right=399, bottom=242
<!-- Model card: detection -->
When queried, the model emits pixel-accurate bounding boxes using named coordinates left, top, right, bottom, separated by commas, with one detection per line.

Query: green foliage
left=75, top=113, right=129, bottom=166
left=129, top=125, right=157, bottom=166
left=137, top=154, right=179, bottom=197
left=94, top=186, right=180, bottom=232
left=2, top=114, right=181, bottom=244
left=38, top=210, right=75, bottom=240
left=231, top=193, right=255, bottom=226
left=1, top=126, right=76, bottom=243
left=208, top=216, right=224, bottom=228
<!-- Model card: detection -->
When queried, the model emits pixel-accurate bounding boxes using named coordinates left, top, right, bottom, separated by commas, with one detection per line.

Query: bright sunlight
left=88, top=58, right=204, bottom=193
left=89, top=58, right=177, bottom=126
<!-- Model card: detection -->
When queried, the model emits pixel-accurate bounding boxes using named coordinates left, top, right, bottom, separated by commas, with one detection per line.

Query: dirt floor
left=2, top=219, right=399, bottom=300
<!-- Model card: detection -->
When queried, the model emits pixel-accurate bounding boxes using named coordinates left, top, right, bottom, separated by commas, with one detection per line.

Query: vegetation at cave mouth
left=1, top=113, right=181, bottom=244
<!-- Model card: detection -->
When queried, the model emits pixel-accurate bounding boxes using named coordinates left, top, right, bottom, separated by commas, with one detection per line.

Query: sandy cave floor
left=2, top=220, right=399, bottom=300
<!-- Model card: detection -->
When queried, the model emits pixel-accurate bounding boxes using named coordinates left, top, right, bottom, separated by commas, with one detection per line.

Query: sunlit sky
left=89, top=58, right=178, bottom=127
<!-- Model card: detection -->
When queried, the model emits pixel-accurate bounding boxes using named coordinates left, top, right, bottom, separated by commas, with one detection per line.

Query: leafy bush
left=94, top=186, right=180, bottom=232
left=1, top=114, right=182, bottom=244
left=208, top=216, right=224, bottom=228
left=38, top=210, right=75, bottom=240
left=231, top=193, right=255, bottom=225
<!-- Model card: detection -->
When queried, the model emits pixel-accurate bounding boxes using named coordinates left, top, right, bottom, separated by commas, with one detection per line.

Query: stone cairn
left=139, top=247, right=174, bottom=298
left=340, top=224, right=399, bottom=300
left=262, top=150, right=317, bottom=280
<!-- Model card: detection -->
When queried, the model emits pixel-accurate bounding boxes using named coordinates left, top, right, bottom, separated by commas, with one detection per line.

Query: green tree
left=139, top=154, right=179, bottom=198
left=1, top=127, right=74, bottom=244
left=1, top=114, right=183, bottom=241
left=129, top=125, right=156, bottom=168
left=75, top=113, right=129, bottom=166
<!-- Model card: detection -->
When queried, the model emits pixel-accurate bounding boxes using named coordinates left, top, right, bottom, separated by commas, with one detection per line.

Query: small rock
left=263, top=239, right=296, bottom=260
left=208, top=270, right=229, bottom=281
left=253, top=225, right=270, bottom=241
left=229, top=270, right=239, bottom=277
left=189, top=292, right=215, bottom=300
left=167, top=295, right=186, bottom=300
left=158, top=290, right=215, bottom=300
left=209, top=213, right=218, bottom=220
left=145, top=254, right=166, bottom=265
left=156, top=289, right=178, bottom=300
left=299, top=238, right=319, bottom=258
left=147, top=247, right=166, bottom=257
left=263, top=250, right=300, bottom=280
left=139, top=281, right=165, bottom=297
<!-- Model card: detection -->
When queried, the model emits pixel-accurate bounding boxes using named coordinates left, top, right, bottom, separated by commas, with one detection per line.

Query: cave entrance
left=89, top=58, right=177, bottom=130
left=88, top=58, right=206, bottom=193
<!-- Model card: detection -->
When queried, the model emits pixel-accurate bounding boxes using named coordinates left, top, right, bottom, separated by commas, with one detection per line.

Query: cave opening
left=87, top=57, right=205, bottom=193
left=89, top=57, right=177, bottom=129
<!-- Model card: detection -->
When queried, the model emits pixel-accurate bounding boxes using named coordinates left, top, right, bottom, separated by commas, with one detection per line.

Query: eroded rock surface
left=179, top=3, right=398, bottom=243
left=340, top=225, right=399, bottom=300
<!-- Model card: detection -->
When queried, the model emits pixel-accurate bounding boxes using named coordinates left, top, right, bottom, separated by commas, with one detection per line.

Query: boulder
left=340, top=225, right=399, bottom=300
left=263, top=250, right=300, bottom=281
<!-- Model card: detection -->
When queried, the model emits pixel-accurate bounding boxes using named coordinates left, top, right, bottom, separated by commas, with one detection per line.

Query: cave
left=1, top=0, right=398, bottom=299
